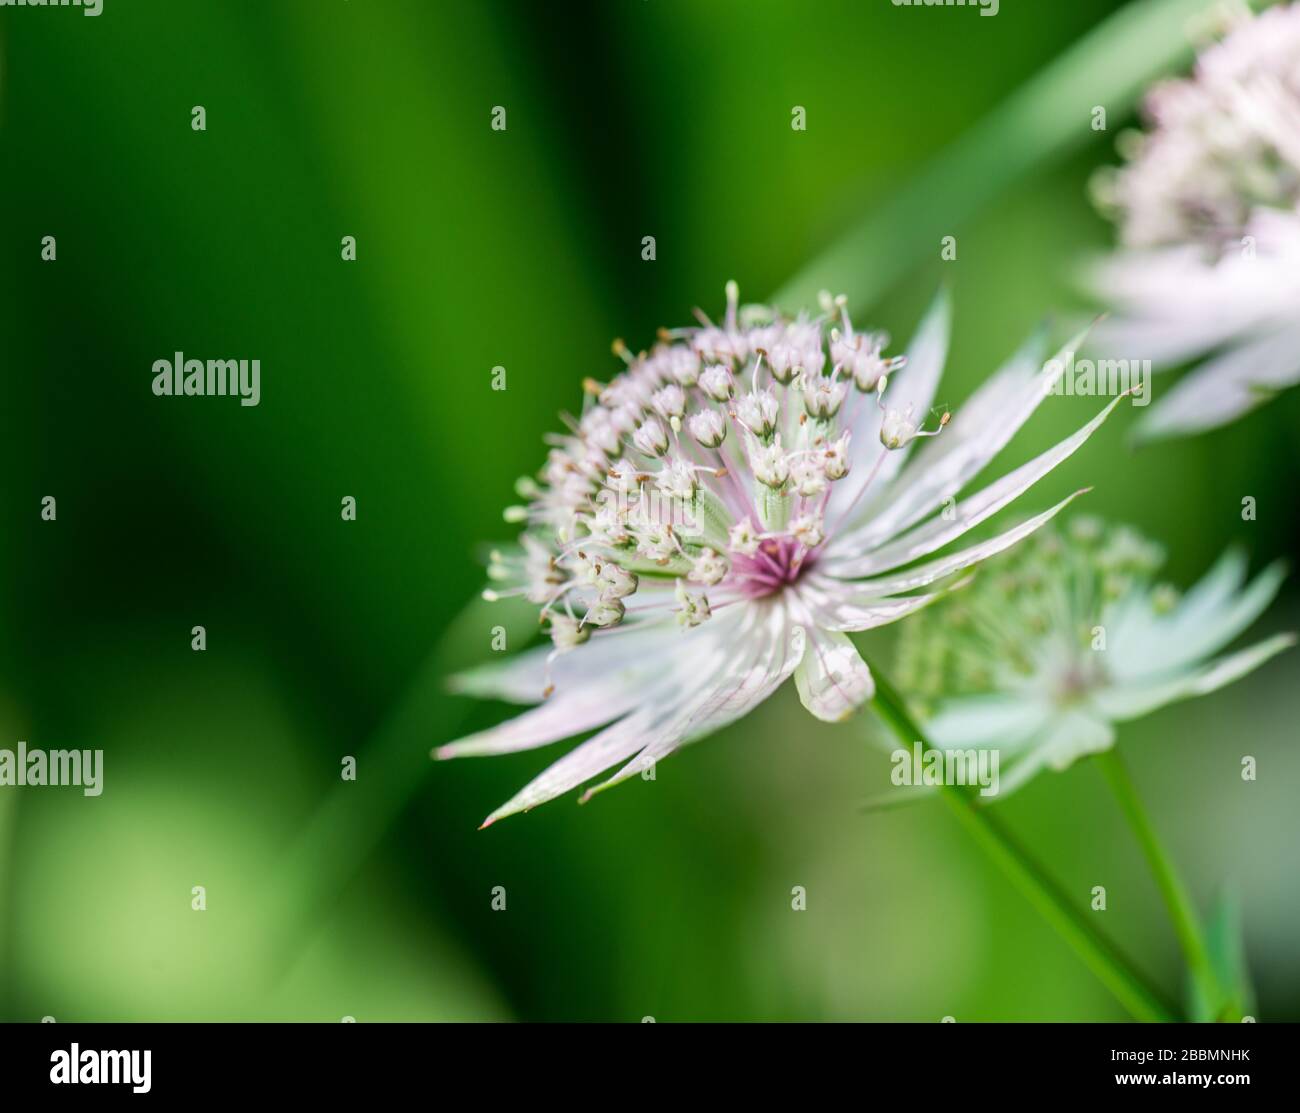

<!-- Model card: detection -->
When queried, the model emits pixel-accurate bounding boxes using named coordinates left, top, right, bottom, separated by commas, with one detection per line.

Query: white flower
left=655, top=456, right=700, bottom=501
left=595, top=561, right=637, bottom=599
left=439, top=285, right=1124, bottom=827
left=1088, top=3, right=1300, bottom=439
left=728, top=518, right=761, bottom=557
left=735, top=388, right=781, bottom=439
left=831, top=322, right=901, bottom=392
left=651, top=383, right=687, bottom=423
left=789, top=512, right=825, bottom=549
left=674, top=580, right=712, bottom=628
left=583, top=597, right=626, bottom=629
left=799, top=372, right=849, bottom=421
left=895, top=517, right=1292, bottom=798
left=750, top=435, right=792, bottom=491
left=689, top=549, right=729, bottom=586
left=687, top=409, right=727, bottom=448
left=789, top=454, right=829, bottom=498
left=631, top=416, right=670, bottom=457
left=880, top=399, right=949, bottom=451
left=699, top=365, right=736, bottom=402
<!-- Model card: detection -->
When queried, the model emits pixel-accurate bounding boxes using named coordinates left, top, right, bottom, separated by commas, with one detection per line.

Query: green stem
left=869, top=668, right=1176, bottom=1023
left=1094, top=748, right=1229, bottom=1020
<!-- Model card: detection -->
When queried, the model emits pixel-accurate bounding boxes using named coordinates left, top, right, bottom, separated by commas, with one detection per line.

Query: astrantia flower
left=439, top=284, right=1125, bottom=827
left=895, top=516, right=1292, bottom=796
left=1088, top=2, right=1300, bottom=439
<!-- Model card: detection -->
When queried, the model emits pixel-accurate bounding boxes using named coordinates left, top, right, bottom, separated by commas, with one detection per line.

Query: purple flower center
left=731, top=536, right=815, bottom=599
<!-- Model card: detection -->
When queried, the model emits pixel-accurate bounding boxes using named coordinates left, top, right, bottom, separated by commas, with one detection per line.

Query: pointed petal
left=1086, top=208, right=1300, bottom=369
left=889, top=286, right=951, bottom=422
left=580, top=601, right=804, bottom=801
left=831, top=323, right=1085, bottom=551
left=449, top=620, right=678, bottom=704
left=480, top=607, right=774, bottom=823
left=436, top=681, right=641, bottom=759
left=439, top=621, right=686, bottom=759
left=793, top=627, right=874, bottom=722
left=1110, top=559, right=1287, bottom=679
left=823, top=489, right=1088, bottom=595
left=832, top=392, right=1127, bottom=577
left=1093, top=634, right=1295, bottom=722
left=479, top=707, right=663, bottom=827
left=795, top=574, right=965, bottom=632
left=1133, top=326, right=1300, bottom=442
left=1085, top=247, right=1264, bottom=366
left=828, top=289, right=951, bottom=523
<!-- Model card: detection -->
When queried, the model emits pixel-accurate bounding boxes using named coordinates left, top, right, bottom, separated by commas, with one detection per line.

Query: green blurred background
left=1, top=0, right=1296, bottom=1022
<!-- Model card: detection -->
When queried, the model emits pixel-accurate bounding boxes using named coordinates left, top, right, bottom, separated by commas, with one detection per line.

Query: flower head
left=1094, top=2, right=1300, bottom=251
left=440, top=285, right=1124, bottom=827
left=1089, top=2, right=1300, bottom=439
left=895, top=516, right=1292, bottom=797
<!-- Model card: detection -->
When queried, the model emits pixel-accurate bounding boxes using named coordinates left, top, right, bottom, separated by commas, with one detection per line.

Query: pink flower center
left=730, top=536, right=815, bottom=599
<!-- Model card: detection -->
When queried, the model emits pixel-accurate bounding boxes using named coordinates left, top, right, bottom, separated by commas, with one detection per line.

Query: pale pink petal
left=827, top=289, right=950, bottom=523
left=449, top=620, right=680, bottom=704
left=794, top=575, right=961, bottom=632
left=822, top=490, right=1087, bottom=594
left=830, top=392, right=1127, bottom=577
left=1133, top=325, right=1300, bottom=442
left=832, top=324, right=1084, bottom=552
left=578, top=601, right=803, bottom=801
left=479, top=608, right=765, bottom=823
left=793, top=626, right=874, bottom=722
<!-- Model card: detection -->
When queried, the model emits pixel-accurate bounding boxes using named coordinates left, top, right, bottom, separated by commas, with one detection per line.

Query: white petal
left=925, top=693, right=1055, bottom=750
left=1162, top=547, right=1250, bottom=624
left=479, top=706, right=667, bottom=827
left=438, top=620, right=691, bottom=759
left=1093, top=634, right=1295, bottom=722
left=999, top=710, right=1114, bottom=796
left=449, top=620, right=679, bottom=704
left=1086, top=213, right=1300, bottom=367
left=1133, top=325, right=1300, bottom=442
left=830, top=324, right=1079, bottom=552
left=436, top=682, right=641, bottom=759
left=1086, top=250, right=1266, bottom=366
left=479, top=604, right=798, bottom=823
left=793, top=627, right=874, bottom=722
left=887, top=286, right=951, bottom=426
left=822, top=489, right=1087, bottom=594
left=1108, top=556, right=1285, bottom=679
left=794, top=575, right=961, bottom=632
left=828, top=289, right=950, bottom=522
left=580, top=601, right=805, bottom=800
left=831, top=392, right=1127, bottom=578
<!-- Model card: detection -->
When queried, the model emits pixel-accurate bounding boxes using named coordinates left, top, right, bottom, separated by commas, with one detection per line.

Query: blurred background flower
left=2, top=0, right=1297, bottom=1022
left=1089, top=1, right=1300, bottom=439
left=898, top=516, right=1290, bottom=795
